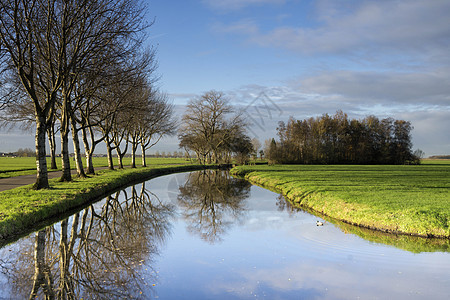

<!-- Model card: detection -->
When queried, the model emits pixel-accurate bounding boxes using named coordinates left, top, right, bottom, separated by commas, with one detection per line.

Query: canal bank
left=0, top=164, right=210, bottom=242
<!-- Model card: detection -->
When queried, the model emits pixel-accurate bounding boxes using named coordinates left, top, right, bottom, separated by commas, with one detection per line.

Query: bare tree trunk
left=114, top=137, right=128, bottom=169
left=59, top=97, right=72, bottom=182
left=82, top=126, right=95, bottom=174
left=116, top=151, right=124, bottom=169
left=47, top=120, right=58, bottom=170
left=106, top=141, right=114, bottom=170
left=60, top=128, right=72, bottom=182
left=131, top=143, right=137, bottom=168
left=34, top=118, right=49, bottom=189
left=70, top=117, right=86, bottom=178
left=141, top=143, right=146, bottom=167
left=213, top=150, right=219, bottom=164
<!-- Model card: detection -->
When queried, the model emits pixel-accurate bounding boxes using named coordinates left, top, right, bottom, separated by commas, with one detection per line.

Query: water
left=0, top=170, right=449, bottom=299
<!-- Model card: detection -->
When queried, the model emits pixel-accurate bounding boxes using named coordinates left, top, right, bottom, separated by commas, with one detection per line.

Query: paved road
left=0, top=169, right=79, bottom=192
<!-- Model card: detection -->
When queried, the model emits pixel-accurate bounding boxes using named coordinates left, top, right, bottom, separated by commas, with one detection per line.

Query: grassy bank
left=0, top=163, right=205, bottom=241
left=231, top=163, right=450, bottom=238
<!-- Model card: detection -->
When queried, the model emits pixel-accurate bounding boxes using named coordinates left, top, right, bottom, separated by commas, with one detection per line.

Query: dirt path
left=0, top=169, right=83, bottom=192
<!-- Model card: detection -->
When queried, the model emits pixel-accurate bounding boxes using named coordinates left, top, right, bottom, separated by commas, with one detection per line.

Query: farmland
left=0, top=156, right=188, bottom=178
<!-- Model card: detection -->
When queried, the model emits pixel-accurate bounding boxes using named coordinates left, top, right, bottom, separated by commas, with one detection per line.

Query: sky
left=1, top=0, right=449, bottom=156
left=147, top=0, right=450, bottom=156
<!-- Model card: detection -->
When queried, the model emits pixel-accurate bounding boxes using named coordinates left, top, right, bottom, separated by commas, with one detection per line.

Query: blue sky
left=143, top=0, right=450, bottom=156
left=1, top=0, right=449, bottom=156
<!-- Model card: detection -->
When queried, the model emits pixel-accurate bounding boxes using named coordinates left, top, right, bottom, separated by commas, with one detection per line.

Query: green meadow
left=231, top=162, right=450, bottom=238
left=0, top=156, right=188, bottom=178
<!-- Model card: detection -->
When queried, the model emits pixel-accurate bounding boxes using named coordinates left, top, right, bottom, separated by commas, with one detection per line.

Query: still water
left=0, top=170, right=449, bottom=299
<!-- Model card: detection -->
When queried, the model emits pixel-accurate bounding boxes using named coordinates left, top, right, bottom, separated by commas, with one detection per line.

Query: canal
left=0, top=170, right=449, bottom=299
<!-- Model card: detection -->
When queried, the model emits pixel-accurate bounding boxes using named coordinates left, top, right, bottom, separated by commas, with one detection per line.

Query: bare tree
left=0, top=0, right=150, bottom=188
left=251, top=137, right=261, bottom=160
left=138, top=90, right=176, bottom=167
left=178, top=90, right=247, bottom=164
left=58, top=0, right=149, bottom=181
left=0, top=0, right=65, bottom=188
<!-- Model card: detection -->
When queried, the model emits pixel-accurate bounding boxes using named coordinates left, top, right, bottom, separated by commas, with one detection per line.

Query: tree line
left=267, top=111, right=420, bottom=165
left=0, top=0, right=175, bottom=189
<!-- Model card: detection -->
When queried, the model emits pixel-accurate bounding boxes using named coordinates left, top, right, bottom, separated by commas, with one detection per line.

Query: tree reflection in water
left=1, top=182, right=174, bottom=299
left=177, top=169, right=251, bottom=243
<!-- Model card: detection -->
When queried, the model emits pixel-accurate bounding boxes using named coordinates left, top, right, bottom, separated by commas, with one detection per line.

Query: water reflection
left=0, top=171, right=448, bottom=299
left=278, top=195, right=450, bottom=253
left=1, top=182, right=174, bottom=299
left=177, top=170, right=251, bottom=243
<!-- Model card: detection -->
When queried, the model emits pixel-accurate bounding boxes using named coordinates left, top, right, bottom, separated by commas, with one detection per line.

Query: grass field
left=231, top=162, right=450, bottom=238
left=0, top=156, right=190, bottom=178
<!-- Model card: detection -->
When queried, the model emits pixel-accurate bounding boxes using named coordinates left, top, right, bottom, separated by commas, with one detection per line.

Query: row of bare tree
left=0, top=0, right=175, bottom=189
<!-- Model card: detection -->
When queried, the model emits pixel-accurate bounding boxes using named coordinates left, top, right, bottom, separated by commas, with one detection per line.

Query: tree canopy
left=268, top=111, right=417, bottom=165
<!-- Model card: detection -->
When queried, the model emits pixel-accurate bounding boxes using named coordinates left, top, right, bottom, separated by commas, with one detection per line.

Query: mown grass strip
left=0, top=163, right=206, bottom=241
left=231, top=164, right=450, bottom=238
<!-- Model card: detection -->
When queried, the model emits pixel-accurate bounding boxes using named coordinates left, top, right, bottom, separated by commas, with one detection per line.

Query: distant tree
left=267, top=138, right=278, bottom=164
left=392, top=120, right=414, bottom=164
left=138, top=91, right=176, bottom=167
left=412, top=149, right=425, bottom=165
left=15, top=148, right=34, bottom=157
left=230, top=132, right=253, bottom=165
left=271, top=111, right=415, bottom=165
left=178, top=90, right=248, bottom=164
left=251, top=138, right=261, bottom=160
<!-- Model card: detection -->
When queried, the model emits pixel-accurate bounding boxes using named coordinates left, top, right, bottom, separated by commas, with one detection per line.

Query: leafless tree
left=0, top=0, right=63, bottom=188
left=251, top=137, right=261, bottom=160
left=179, top=90, right=248, bottom=164
left=137, top=90, right=176, bottom=167
left=0, top=0, right=150, bottom=188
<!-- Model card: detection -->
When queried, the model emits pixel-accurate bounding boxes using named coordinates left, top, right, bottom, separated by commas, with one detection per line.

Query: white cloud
left=203, top=0, right=285, bottom=11
left=221, top=0, right=450, bottom=62
left=298, top=69, right=450, bottom=106
left=213, top=19, right=259, bottom=35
